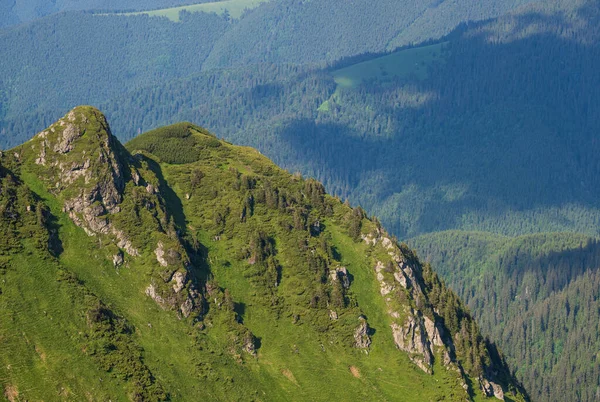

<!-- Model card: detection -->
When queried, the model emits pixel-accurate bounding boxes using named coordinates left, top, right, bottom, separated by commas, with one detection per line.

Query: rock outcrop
left=112, top=251, right=124, bottom=267
left=481, top=377, right=505, bottom=400
left=362, top=226, right=509, bottom=397
left=329, top=266, right=350, bottom=289
left=390, top=312, right=433, bottom=373
left=371, top=252, right=437, bottom=374
left=354, top=316, right=372, bottom=349
left=25, top=107, right=201, bottom=318
left=31, top=106, right=130, bottom=250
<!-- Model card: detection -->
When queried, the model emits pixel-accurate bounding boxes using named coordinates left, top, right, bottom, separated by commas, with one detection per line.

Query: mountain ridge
left=0, top=106, right=526, bottom=400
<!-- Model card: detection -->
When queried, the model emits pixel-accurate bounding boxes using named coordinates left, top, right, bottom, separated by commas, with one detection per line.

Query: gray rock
left=491, top=382, right=505, bottom=400
left=53, top=124, right=81, bottom=154
left=330, top=266, right=350, bottom=289
left=114, top=229, right=139, bottom=257
left=145, top=284, right=166, bottom=307
left=354, top=316, right=372, bottom=349
left=155, top=242, right=169, bottom=267
left=243, top=333, right=256, bottom=355
left=390, top=311, right=433, bottom=373
left=172, top=271, right=186, bottom=293
left=112, top=251, right=124, bottom=267
left=481, top=377, right=505, bottom=400
left=424, top=316, right=445, bottom=347
left=180, top=297, right=194, bottom=318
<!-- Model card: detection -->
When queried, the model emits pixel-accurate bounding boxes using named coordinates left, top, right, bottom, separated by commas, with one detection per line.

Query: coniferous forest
left=1, top=0, right=599, bottom=400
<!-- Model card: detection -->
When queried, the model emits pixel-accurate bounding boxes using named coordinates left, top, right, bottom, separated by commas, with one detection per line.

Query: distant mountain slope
left=409, top=230, right=600, bottom=402
left=200, top=0, right=538, bottom=70
left=0, top=0, right=538, bottom=147
left=0, top=0, right=214, bottom=28
left=29, top=0, right=594, bottom=242
left=0, top=11, right=229, bottom=125
left=123, top=0, right=270, bottom=21
left=0, top=107, right=526, bottom=400
left=78, top=0, right=599, bottom=240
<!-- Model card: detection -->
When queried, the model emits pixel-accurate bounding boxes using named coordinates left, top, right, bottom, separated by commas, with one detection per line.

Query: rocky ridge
left=363, top=228, right=505, bottom=400
left=0, top=107, right=525, bottom=400
left=21, top=106, right=201, bottom=318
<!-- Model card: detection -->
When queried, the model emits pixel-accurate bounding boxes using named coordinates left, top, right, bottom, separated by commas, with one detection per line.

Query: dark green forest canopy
left=7, top=0, right=595, bottom=241
left=0, top=0, right=537, bottom=140
left=0, top=0, right=216, bottom=27
left=3, top=1, right=600, bottom=240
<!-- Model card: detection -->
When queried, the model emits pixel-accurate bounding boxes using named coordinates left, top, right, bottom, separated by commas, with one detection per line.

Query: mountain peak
left=32, top=105, right=116, bottom=157
left=0, top=107, right=527, bottom=400
left=24, top=105, right=125, bottom=215
left=15, top=108, right=203, bottom=317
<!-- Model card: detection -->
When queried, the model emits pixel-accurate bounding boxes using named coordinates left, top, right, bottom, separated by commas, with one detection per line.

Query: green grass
left=0, top=250, right=129, bottom=401
left=151, top=124, right=516, bottom=401
left=331, top=43, right=446, bottom=90
left=159, top=143, right=468, bottom=401
left=17, top=171, right=270, bottom=401
left=1, top=111, right=525, bottom=401
left=124, top=0, right=271, bottom=21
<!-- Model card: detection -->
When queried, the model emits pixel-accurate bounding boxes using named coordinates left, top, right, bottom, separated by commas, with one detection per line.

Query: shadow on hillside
left=143, top=157, right=188, bottom=232
left=46, top=210, right=64, bottom=257
left=499, top=235, right=600, bottom=297
left=273, top=3, right=600, bottom=238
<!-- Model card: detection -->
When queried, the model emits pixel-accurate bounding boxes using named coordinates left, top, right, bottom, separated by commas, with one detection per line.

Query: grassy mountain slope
left=331, top=43, right=446, bottom=90
left=409, top=230, right=600, bottom=401
left=0, top=107, right=525, bottom=400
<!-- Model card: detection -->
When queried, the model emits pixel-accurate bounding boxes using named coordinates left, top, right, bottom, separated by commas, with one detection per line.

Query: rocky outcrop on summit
left=30, top=107, right=130, bottom=248
left=22, top=106, right=201, bottom=318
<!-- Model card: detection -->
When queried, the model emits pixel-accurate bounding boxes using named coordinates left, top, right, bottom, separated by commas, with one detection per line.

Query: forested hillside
left=200, top=0, right=538, bottom=70
left=0, top=0, right=212, bottom=28
left=3, top=1, right=596, bottom=239
left=0, top=11, right=230, bottom=125
left=0, top=0, right=537, bottom=151
left=8, top=0, right=593, bottom=241
left=409, top=231, right=600, bottom=402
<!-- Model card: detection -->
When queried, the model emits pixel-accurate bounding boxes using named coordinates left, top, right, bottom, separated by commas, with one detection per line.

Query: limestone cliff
left=363, top=227, right=505, bottom=399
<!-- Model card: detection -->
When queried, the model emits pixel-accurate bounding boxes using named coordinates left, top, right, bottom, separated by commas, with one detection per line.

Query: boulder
left=354, top=316, right=372, bottom=349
